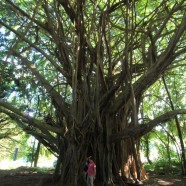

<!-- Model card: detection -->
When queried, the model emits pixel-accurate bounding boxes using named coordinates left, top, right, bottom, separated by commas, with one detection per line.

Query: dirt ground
left=0, top=167, right=185, bottom=186
left=143, top=174, right=186, bottom=186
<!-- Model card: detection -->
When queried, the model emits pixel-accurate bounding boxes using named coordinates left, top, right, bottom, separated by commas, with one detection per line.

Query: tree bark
left=34, top=142, right=40, bottom=167
left=60, top=143, right=79, bottom=186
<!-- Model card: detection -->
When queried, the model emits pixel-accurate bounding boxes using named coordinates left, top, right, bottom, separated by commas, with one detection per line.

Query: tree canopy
left=0, top=0, right=186, bottom=185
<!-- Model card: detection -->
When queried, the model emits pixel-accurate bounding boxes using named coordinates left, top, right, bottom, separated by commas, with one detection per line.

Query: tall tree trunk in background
left=34, top=142, right=40, bottom=167
left=144, top=134, right=152, bottom=164
left=162, top=77, right=186, bottom=175
left=166, top=134, right=171, bottom=171
left=31, top=139, right=36, bottom=167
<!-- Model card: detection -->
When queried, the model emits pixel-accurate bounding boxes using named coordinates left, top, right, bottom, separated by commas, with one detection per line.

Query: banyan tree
left=0, top=0, right=186, bottom=185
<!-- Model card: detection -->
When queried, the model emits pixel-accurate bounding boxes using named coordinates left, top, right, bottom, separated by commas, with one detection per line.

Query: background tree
left=141, top=72, right=186, bottom=176
left=0, top=0, right=186, bottom=185
left=0, top=112, right=30, bottom=161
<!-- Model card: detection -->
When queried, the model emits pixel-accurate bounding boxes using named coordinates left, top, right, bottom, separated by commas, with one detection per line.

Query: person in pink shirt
left=87, top=156, right=96, bottom=186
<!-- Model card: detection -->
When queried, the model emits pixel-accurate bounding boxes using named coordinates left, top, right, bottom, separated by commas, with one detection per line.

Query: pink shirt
left=87, top=161, right=96, bottom=176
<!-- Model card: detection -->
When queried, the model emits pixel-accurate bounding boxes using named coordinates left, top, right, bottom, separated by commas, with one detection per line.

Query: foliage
left=0, top=0, right=186, bottom=184
left=0, top=113, right=29, bottom=160
left=144, top=159, right=182, bottom=175
left=141, top=66, right=186, bottom=170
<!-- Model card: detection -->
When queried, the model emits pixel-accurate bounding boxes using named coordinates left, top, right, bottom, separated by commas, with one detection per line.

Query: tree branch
left=0, top=99, right=63, bottom=134
left=110, top=109, right=186, bottom=143
left=112, top=13, right=186, bottom=114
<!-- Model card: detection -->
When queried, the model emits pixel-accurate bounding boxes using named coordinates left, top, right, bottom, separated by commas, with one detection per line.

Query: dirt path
left=143, top=174, right=186, bottom=186
left=0, top=167, right=54, bottom=186
left=0, top=167, right=185, bottom=186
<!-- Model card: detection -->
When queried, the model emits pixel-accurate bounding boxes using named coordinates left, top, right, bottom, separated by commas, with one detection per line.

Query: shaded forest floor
left=0, top=167, right=185, bottom=186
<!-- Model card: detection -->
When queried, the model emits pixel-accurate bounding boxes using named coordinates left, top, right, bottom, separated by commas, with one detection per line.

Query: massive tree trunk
left=57, top=100, right=149, bottom=185
left=96, top=114, right=113, bottom=185
left=60, top=143, right=79, bottom=186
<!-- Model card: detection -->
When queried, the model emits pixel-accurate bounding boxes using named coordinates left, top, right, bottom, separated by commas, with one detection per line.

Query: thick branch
left=13, top=52, right=70, bottom=119
left=110, top=109, right=186, bottom=143
left=6, top=0, right=48, bottom=31
left=0, top=99, right=63, bottom=134
left=112, top=14, right=186, bottom=114
left=0, top=20, right=70, bottom=80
